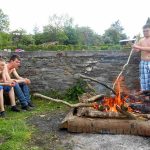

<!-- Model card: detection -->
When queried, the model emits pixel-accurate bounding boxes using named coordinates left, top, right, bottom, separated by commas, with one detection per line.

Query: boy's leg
left=14, top=83, right=28, bottom=107
left=7, top=86, right=15, bottom=106
left=7, top=87, right=20, bottom=112
left=19, top=83, right=34, bottom=107
left=3, top=86, right=20, bottom=112
left=0, top=86, right=4, bottom=112
left=0, top=86, right=5, bottom=117
left=19, top=83, right=31, bottom=103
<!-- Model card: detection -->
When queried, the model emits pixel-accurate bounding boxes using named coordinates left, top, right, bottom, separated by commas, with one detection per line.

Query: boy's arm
left=3, top=66, right=24, bottom=84
left=3, top=65, right=13, bottom=82
left=132, top=39, right=142, bottom=52
left=12, top=68, right=23, bottom=80
left=12, top=69, right=31, bottom=84
left=133, top=45, right=150, bottom=52
left=0, top=82, right=15, bottom=86
left=133, top=38, right=150, bottom=52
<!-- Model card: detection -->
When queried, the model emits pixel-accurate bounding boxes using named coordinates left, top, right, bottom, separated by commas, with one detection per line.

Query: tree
left=64, top=26, right=78, bottom=45
left=92, top=34, right=103, bottom=46
left=33, top=33, right=44, bottom=45
left=11, top=29, right=25, bottom=47
left=43, top=14, right=73, bottom=44
left=0, top=9, right=9, bottom=32
left=76, top=26, right=98, bottom=46
left=0, top=32, right=11, bottom=49
left=103, top=20, right=127, bottom=44
left=20, top=34, right=35, bottom=45
left=11, top=29, right=34, bottom=47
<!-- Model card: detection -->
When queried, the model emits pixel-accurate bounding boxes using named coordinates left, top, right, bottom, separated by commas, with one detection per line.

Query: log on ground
left=60, top=108, right=150, bottom=136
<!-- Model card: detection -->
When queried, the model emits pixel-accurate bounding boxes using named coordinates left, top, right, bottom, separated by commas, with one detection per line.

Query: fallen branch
left=84, top=94, right=104, bottom=103
left=33, top=93, right=103, bottom=108
left=79, top=74, right=116, bottom=95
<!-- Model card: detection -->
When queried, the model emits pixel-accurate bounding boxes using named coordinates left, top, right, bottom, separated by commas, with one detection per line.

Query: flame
left=93, top=75, right=143, bottom=113
left=103, top=76, right=126, bottom=112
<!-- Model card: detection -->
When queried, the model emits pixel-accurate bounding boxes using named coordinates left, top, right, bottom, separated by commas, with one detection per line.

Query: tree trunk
left=60, top=109, right=150, bottom=136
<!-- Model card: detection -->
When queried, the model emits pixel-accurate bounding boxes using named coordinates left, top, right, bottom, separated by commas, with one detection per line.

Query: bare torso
left=140, top=37, right=150, bottom=61
left=6, top=64, right=15, bottom=76
left=0, top=71, right=3, bottom=82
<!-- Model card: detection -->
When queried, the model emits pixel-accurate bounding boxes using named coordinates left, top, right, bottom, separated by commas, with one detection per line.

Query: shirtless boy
left=133, top=24, right=150, bottom=91
left=3, top=55, right=34, bottom=111
left=0, top=58, right=20, bottom=117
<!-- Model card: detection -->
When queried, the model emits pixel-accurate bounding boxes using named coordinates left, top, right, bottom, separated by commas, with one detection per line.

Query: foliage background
left=0, top=9, right=141, bottom=51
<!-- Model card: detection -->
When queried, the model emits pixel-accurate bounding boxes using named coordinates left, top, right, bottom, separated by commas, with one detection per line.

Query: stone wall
left=0, top=50, right=141, bottom=94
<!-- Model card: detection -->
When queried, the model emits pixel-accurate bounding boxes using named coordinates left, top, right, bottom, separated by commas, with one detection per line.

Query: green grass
left=0, top=119, right=30, bottom=150
left=0, top=97, right=67, bottom=150
left=0, top=81, right=84, bottom=150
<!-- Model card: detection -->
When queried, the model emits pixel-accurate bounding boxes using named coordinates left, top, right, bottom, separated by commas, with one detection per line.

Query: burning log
left=76, top=107, right=127, bottom=119
left=129, top=103, right=150, bottom=114
left=116, top=105, right=137, bottom=120
left=116, top=105, right=148, bottom=121
left=137, top=90, right=150, bottom=96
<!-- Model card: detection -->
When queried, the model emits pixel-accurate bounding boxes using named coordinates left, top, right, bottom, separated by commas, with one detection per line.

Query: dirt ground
left=27, top=110, right=150, bottom=150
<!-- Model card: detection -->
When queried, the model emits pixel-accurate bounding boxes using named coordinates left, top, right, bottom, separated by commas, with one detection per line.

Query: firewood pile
left=33, top=74, right=150, bottom=137
left=59, top=92, right=150, bottom=136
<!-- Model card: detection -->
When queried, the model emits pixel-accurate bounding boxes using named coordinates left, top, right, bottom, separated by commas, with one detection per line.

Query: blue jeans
left=14, top=83, right=31, bottom=107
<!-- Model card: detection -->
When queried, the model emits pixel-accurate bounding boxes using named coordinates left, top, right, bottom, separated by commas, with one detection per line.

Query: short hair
left=9, top=54, right=21, bottom=62
left=143, top=24, right=150, bottom=29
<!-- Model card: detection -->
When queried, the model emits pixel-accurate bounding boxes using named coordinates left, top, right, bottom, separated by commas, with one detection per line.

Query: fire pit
left=59, top=108, right=150, bottom=136
left=34, top=74, right=150, bottom=137
left=59, top=89, right=150, bottom=136
left=60, top=76, right=150, bottom=137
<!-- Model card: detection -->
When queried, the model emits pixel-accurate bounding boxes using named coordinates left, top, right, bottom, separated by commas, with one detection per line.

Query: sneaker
left=11, top=105, right=20, bottom=112
left=0, top=111, right=5, bottom=117
left=28, top=102, right=35, bottom=108
left=21, top=105, right=32, bottom=111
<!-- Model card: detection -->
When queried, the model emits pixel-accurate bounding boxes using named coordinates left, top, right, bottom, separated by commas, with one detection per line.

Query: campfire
left=90, top=77, right=147, bottom=114
left=33, top=74, right=150, bottom=137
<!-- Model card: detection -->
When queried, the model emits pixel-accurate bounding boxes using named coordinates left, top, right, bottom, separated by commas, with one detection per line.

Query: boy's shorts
left=0, top=85, right=11, bottom=93
left=140, top=60, right=150, bottom=91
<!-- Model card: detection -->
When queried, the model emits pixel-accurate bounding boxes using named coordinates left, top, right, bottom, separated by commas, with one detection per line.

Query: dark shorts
left=0, top=85, right=11, bottom=93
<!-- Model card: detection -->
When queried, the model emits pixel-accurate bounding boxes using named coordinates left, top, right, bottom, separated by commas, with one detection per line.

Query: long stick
left=112, top=49, right=134, bottom=89
left=112, top=38, right=138, bottom=89
left=33, top=93, right=103, bottom=108
left=79, top=74, right=116, bottom=95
